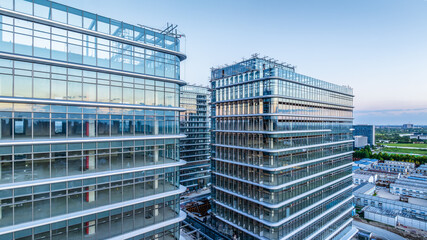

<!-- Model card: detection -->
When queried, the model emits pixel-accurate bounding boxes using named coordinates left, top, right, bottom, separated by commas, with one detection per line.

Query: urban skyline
left=52, top=0, right=427, bottom=125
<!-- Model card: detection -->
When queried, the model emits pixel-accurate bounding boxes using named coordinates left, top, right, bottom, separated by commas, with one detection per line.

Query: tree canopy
left=353, top=145, right=427, bottom=166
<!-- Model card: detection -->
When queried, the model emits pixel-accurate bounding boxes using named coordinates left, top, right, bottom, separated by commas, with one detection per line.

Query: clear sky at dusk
left=56, top=0, right=427, bottom=125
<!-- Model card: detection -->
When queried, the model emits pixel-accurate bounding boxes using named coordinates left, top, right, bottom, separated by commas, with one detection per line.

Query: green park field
left=384, top=143, right=427, bottom=148
left=381, top=147, right=427, bottom=155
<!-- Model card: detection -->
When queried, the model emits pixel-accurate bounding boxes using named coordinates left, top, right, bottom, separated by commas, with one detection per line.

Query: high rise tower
left=210, top=56, right=357, bottom=239
left=0, top=0, right=186, bottom=239
left=179, top=85, right=210, bottom=193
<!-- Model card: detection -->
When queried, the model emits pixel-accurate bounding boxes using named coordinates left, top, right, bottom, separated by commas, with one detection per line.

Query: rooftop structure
left=354, top=183, right=427, bottom=231
left=210, top=56, right=355, bottom=239
left=353, top=172, right=376, bottom=185
left=353, top=159, right=377, bottom=169
left=416, top=164, right=427, bottom=175
left=372, top=160, right=415, bottom=174
left=0, top=0, right=186, bottom=239
left=390, top=175, right=427, bottom=200
left=360, top=158, right=380, bottom=163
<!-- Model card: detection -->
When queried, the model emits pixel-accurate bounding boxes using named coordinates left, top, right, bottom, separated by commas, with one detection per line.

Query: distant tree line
left=353, top=145, right=427, bottom=166
left=376, top=134, right=424, bottom=143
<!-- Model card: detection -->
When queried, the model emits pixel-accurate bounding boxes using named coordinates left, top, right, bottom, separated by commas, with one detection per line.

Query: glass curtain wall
left=210, top=57, right=354, bottom=240
left=0, top=1, right=187, bottom=239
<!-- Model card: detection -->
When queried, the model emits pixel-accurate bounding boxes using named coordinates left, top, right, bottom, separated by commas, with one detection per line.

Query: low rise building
left=390, top=175, right=427, bottom=200
left=364, top=207, right=427, bottom=231
left=416, top=164, right=427, bottom=175
left=353, top=173, right=375, bottom=185
left=352, top=169, right=378, bottom=185
left=354, top=183, right=427, bottom=231
left=372, top=160, right=415, bottom=174
left=354, top=135, right=368, bottom=148
left=374, top=170, right=401, bottom=185
left=364, top=207, right=399, bottom=227
left=354, top=168, right=398, bottom=186
left=353, top=158, right=378, bottom=169
left=410, top=133, right=427, bottom=140
left=361, top=158, right=379, bottom=165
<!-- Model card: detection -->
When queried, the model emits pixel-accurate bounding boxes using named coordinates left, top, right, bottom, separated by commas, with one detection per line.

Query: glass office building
left=179, top=85, right=210, bottom=193
left=353, top=125, right=375, bottom=146
left=210, top=57, right=357, bottom=239
left=0, top=0, right=186, bottom=239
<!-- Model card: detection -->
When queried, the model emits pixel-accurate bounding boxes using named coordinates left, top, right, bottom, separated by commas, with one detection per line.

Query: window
left=83, top=83, right=96, bottom=102
left=0, top=74, right=13, bottom=96
left=33, top=78, right=50, bottom=99
left=51, top=80, right=66, bottom=100
left=97, top=85, right=110, bottom=103
left=14, top=76, right=32, bottom=97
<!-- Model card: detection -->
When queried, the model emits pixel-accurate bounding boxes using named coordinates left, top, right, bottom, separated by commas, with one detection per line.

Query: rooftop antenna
left=161, top=22, right=178, bottom=36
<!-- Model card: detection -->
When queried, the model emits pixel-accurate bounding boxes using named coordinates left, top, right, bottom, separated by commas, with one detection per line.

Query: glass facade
left=353, top=124, right=375, bottom=146
left=0, top=1, right=186, bottom=239
left=210, top=57, right=354, bottom=239
left=179, top=85, right=210, bottom=192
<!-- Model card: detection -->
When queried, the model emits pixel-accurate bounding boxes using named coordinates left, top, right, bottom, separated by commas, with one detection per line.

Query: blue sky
left=56, top=0, right=427, bottom=125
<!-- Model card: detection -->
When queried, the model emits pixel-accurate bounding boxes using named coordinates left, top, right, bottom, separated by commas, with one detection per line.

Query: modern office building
left=179, top=85, right=210, bottom=193
left=0, top=0, right=187, bottom=239
left=353, top=125, right=375, bottom=146
left=210, top=56, right=357, bottom=239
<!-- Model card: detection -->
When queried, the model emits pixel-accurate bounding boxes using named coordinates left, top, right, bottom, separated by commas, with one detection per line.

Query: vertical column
left=85, top=221, right=96, bottom=235
left=154, top=145, right=159, bottom=164
left=269, top=119, right=273, bottom=131
left=154, top=174, right=159, bottom=190
left=271, top=208, right=274, bottom=220
left=86, top=120, right=95, bottom=137
left=154, top=204, right=159, bottom=217
left=85, top=186, right=95, bottom=202
left=86, top=151, right=95, bottom=170
left=154, top=120, right=159, bottom=135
